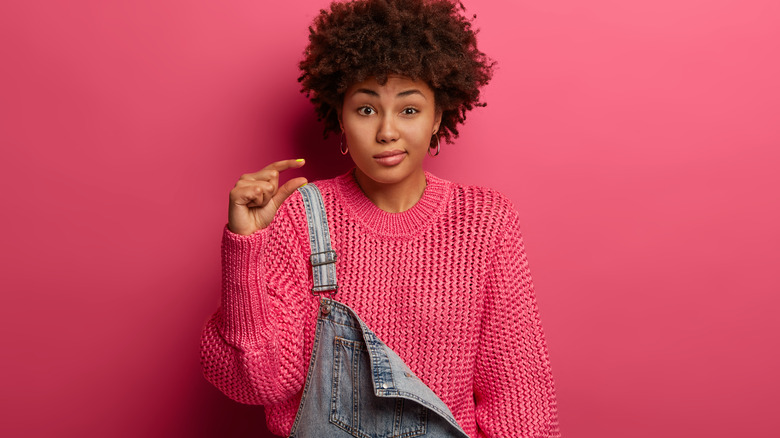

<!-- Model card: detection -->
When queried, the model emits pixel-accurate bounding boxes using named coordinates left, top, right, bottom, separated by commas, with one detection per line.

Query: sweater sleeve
left=200, top=197, right=313, bottom=406
left=473, top=209, right=561, bottom=437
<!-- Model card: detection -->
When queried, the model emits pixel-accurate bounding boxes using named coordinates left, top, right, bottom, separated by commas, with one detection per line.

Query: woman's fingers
left=240, top=181, right=276, bottom=208
left=229, top=179, right=266, bottom=204
left=260, top=159, right=306, bottom=206
left=273, top=176, right=309, bottom=206
left=227, top=159, right=306, bottom=235
left=237, top=159, right=305, bottom=205
left=265, top=158, right=306, bottom=173
left=243, top=159, right=305, bottom=180
left=233, top=160, right=305, bottom=204
left=239, top=169, right=277, bottom=183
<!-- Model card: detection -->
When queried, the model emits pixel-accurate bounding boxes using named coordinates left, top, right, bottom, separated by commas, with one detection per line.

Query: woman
left=201, top=0, right=560, bottom=436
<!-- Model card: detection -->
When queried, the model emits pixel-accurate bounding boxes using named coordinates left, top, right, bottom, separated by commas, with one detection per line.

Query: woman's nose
left=376, top=114, right=399, bottom=143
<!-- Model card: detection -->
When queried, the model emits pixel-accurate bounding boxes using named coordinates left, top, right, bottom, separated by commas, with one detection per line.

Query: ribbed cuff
left=219, top=225, right=271, bottom=349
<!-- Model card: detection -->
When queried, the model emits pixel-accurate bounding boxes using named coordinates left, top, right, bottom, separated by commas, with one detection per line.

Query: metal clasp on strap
left=310, top=250, right=337, bottom=267
left=298, top=183, right=339, bottom=296
left=312, top=284, right=338, bottom=294
left=310, top=250, right=338, bottom=294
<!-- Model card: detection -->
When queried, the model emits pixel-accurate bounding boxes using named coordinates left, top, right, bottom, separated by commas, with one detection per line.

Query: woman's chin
left=354, top=165, right=424, bottom=187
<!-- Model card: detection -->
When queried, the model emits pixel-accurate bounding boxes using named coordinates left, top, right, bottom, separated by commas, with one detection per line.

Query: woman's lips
left=373, top=150, right=407, bottom=166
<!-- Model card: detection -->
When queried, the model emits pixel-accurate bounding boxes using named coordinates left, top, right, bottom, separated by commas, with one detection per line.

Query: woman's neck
left=353, top=168, right=427, bottom=213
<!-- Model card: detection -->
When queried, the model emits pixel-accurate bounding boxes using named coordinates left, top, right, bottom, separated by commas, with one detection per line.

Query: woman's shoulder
left=444, top=176, right=520, bottom=224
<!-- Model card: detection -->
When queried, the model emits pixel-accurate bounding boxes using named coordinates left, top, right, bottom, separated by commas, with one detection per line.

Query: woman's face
left=340, top=75, right=442, bottom=190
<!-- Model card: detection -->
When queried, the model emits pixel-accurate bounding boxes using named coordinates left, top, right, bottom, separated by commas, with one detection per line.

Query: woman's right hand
left=228, top=159, right=308, bottom=235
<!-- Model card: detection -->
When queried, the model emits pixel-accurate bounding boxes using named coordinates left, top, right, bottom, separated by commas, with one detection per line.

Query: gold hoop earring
left=428, top=135, right=440, bottom=157
left=340, top=132, right=349, bottom=155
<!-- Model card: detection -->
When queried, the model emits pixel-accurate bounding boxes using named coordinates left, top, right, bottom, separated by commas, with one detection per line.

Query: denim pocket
left=330, top=337, right=428, bottom=438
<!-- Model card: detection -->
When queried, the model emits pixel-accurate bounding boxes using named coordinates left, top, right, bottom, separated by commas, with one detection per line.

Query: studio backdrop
left=1, top=1, right=778, bottom=437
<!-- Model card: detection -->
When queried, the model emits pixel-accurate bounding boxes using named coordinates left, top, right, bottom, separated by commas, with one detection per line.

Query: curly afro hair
left=298, top=0, right=495, bottom=144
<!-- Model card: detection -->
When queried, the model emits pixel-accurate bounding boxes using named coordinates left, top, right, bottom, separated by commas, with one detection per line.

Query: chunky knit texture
left=201, top=171, right=560, bottom=437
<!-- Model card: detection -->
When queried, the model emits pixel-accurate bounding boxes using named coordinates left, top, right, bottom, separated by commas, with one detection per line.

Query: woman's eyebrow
left=353, top=88, right=380, bottom=97
left=397, top=89, right=426, bottom=99
left=351, top=88, right=427, bottom=99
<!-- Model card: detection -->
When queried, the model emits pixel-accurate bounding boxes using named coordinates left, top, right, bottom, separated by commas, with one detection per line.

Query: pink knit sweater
left=201, top=171, right=560, bottom=437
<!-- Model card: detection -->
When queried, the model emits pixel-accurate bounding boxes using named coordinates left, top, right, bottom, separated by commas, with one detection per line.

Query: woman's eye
left=357, top=106, right=375, bottom=116
left=402, top=107, right=419, bottom=116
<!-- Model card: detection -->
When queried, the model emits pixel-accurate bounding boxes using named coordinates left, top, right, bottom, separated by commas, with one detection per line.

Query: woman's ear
left=433, top=109, right=443, bottom=135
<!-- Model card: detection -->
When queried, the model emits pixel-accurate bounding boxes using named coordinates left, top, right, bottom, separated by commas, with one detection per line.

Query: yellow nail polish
left=296, top=158, right=305, bottom=162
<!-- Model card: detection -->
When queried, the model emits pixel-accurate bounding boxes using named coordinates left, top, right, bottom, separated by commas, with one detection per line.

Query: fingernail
left=296, top=158, right=305, bottom=162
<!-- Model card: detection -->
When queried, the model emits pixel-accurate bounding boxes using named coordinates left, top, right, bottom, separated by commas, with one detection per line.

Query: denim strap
left=298, top=184, right=338, bottom=293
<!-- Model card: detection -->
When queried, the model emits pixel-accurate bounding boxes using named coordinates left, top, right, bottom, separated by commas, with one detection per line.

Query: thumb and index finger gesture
left=228, top=159, right=308, bottom=235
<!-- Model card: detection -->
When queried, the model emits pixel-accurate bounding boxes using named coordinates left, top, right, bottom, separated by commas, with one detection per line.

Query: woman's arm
left=200, top=191, right=314, bottom=406
left=474, top=209, right=561, bottom=437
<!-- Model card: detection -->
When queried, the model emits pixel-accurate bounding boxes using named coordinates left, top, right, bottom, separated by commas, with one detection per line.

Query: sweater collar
left=335, top=169, right=450, bottom=238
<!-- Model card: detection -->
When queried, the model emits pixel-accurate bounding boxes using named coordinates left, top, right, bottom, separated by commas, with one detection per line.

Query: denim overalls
left=289, top=184, right=469, bottom=438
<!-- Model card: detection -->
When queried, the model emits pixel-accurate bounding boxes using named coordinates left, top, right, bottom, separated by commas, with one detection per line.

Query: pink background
left=1, top=1, right=778, bottom=437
